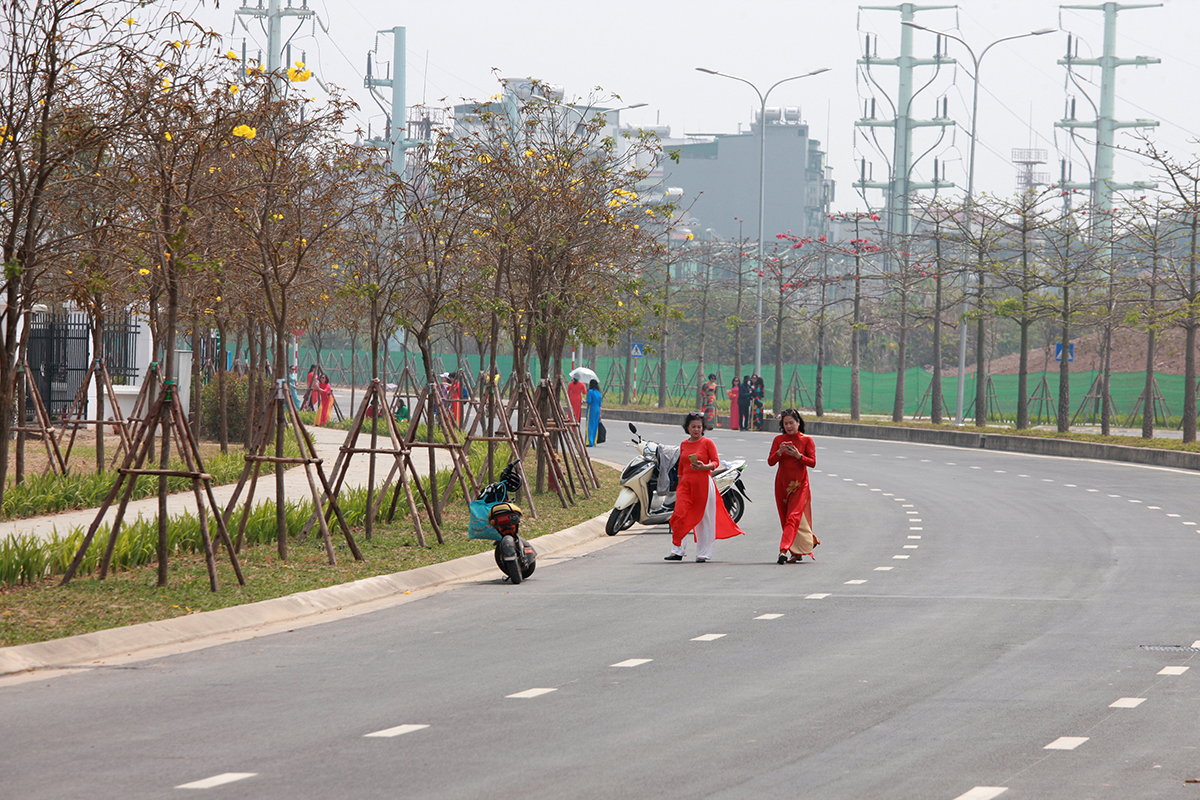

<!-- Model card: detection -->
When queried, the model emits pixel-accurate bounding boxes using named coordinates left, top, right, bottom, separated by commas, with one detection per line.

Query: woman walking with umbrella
left=585, top=379, right=603, bottom=446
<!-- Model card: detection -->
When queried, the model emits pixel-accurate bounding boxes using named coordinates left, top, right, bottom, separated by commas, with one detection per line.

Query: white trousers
left=670, top=479, right=717, bottom=560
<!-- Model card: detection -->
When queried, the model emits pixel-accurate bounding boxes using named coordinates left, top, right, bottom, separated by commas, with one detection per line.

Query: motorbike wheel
left=519, top=538, right=536, bottom=579
left=723, top=491, right=746, bottom=524
left=605, top=503, right=639, bottom=536
left=497, top=536, right=523, bottom=584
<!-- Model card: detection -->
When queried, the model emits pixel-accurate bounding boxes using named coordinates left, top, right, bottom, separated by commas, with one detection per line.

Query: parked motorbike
left=606, top=423, right=749, bottom=536
left=469, top=461, right=537, bottom=583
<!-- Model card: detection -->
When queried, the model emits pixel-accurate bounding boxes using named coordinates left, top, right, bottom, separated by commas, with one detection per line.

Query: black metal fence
left=25, top=310, right=139, bottom=422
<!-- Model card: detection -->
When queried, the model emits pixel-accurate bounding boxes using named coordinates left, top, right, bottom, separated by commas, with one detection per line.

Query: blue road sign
left=631, top=342, right=645, bottom=358
left=1055, top=343, right=1074, bottom=363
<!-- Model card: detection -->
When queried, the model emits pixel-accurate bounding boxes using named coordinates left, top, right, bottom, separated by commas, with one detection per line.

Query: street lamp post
left=902, top=23, right=1054, bottom=425
left=696, top=66, right=830, bottom=377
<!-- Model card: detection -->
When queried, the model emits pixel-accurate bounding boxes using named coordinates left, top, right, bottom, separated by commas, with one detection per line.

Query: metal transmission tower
left=1014, top=148, right=1050, bottom=192
left=364, top=27, right=423, bottom=176
left=1055, top=2, right=1159, bottom=224
left=855, top=3, right=955, bottom=247
left=235, top=0, right=314, bottom=77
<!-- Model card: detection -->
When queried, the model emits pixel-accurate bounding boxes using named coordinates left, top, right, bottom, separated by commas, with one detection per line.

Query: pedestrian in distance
left=738, top=375, right=752, bottom=431
left=768, top=408, right=818, bottom=563
left=585, top=379, right=603, bottom=446
left=315, top=372, right=334, bottom=426
left=567, top=375, right=586, bottom=423
left=751, top=374, right=766, bottom=431
left=727, top=378, right=740, bottom=431
left=665, top=411, right=745, bottom=563
left=701, top=373, right=719, bottom=430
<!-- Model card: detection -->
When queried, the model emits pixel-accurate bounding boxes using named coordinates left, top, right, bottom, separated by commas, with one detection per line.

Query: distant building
left=655, top=108, right=834, bottom=243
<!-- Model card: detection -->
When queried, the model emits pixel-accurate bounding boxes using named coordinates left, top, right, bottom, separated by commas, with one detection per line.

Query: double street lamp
left=901, top=22, right=1055, bottom=424
left=696, top=66, right=831, bottom=376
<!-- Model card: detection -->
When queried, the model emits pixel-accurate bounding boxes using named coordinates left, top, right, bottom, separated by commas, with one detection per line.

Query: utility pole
left=1055, top=2, right=1159, bottom=232
left=364, top=26, right=421, bottom=176
left=236, top=0, right=313, bottom=77
left=855, top=3, right=955, bottom=249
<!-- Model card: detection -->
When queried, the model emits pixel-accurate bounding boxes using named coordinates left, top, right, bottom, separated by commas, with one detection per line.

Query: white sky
left=188, top=0, right=1200, bottom=212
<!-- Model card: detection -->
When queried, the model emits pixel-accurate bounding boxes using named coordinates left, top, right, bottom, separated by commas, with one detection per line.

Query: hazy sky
left=190, top=0, right=1198, bottom=212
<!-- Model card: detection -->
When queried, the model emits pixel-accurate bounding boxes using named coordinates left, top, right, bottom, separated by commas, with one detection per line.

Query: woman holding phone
left=666, top=411, right=745, bottom=562
left=768, top=408, right=818, bottom=563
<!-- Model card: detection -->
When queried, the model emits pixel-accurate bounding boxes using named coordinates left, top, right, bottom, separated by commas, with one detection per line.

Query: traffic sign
left=1055, top=343, right=1074, bottom=363
left=631, top=342, right=645, bottom=358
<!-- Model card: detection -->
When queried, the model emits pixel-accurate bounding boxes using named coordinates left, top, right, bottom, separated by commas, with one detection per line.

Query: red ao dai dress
left=768, top=432, right=818, bottom=558
left=668, top=436, right=745, bottom=560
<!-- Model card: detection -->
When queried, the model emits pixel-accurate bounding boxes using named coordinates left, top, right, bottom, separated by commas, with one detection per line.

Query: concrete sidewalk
left=0, top=425, right=454, bottom=545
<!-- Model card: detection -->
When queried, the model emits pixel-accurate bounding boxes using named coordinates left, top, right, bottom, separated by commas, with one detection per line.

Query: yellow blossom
left=232, top=124, right=256, bottom=139
left=225, top=50, right=238, bottom=60
left=125, top=16, right=135, bottom=25
left=287, top=61, right=312, bottom=82
left=229, top=84, right=239, bottom=95
left=139, top=268, right=150, bottom=275
left=164, top=131, right=172, bottom=141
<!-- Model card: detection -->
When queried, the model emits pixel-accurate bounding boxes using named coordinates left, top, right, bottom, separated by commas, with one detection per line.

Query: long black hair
left=779, top=408, right=805, bottom=434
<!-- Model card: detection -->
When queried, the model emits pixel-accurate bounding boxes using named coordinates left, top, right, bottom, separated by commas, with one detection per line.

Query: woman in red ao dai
left=768, top=408, right=818, bottom=563
left=666, top=412, right=745, bottom=563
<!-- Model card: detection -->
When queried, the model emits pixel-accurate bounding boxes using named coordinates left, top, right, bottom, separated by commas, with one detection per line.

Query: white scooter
left=605, top=423, right=749, bottom=536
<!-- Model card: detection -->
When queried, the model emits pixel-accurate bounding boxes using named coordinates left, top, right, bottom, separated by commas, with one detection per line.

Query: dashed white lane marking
left=857, top=483, right=869, bottom=486
left=904, top=545, right=919, bottom=549
left=1044, top=736, right=1088, bottom=750
left=910, top=527, right=924, bottom=531
left=1159, top=666, right=1189, bottom=676
left=908, top=535, right=922, bottom=539
left=365, top=724, right=430, bottom=738
left=1042, top=479, right=1054, bottom=482
left=1107, top=494, right=1121, bottom=498
left=870, top=488, right=882, bottom=492
left=1192, top=640, right=1200, bottom=648
left=883, top=492, right=894, bottom=496
left=176, top=774, right=257, bottom=789
left=893, top=555, right=910, bottom=559
left=906, top=511, right=919, bottom=515
left=508, top=688, right=557, bottom=698
left=1065, top=484, right=1077, bottom=487
left=827, top=473, right=838, bottom=476
left=874, top=566, right=894, bottom=571
left=692, top=634, right=726, bottom=641
left=921, top=459, right=930, bottom=462
left=1018, top=474, right=1029, bottom=478
left=894, top=497, right=907, bottom=501
left=1087, top=489, right=1099, bottom=493
left=1128, top=499, right=1141, bottom=503
left=994, top=470, right=1006, bottom=473
left=1148, top=506, right=1161, bottom=509
left=611, top=659, right=653, bottom=668
left=845, top=579, right=868, bottom=585
left=806, top=593, right=831, bottom=600
left=902, top=503, right=915, bottom=507
left=970, top=466, right=981, bottom=470
left=755, top=613, right=784, bottom=620
left=1109, top=697, right=1146, bottom=708
left=952, top=788, right=1008, bottom=800
left=945, top=462, right=956, bottom=465
left=1168, top=514, right=1181, bottom=518
left=843, top=478, right=854, bottom=482
left=1185, top=522, right=1197, bottom=526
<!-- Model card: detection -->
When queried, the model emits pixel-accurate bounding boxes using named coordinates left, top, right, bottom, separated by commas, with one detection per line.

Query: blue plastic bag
left=468, top=499, right=502, bottom=541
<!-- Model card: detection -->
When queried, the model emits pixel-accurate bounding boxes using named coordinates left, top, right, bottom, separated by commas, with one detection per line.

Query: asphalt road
left=3, top=421, right=1199, bottom=799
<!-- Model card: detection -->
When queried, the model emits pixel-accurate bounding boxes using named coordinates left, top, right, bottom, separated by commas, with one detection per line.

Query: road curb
left=0, top=514, right=608, bottom=676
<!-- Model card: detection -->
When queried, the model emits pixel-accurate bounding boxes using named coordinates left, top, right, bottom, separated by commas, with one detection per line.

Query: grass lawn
left=0, top=463, right=619, bottom=648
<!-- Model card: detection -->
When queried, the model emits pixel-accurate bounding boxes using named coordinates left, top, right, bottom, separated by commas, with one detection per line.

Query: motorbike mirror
left=628, top=423, right=638, bottom=434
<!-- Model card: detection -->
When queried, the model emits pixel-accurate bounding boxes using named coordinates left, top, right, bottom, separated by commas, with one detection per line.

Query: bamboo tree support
left=982, top=375, right=1006, bottom=424
left=388, top=362, right=424, bottom=413
left=301, top=378, right=431, bottom=547
left=1028, top=375, right=1060, bottom=427
left=510, top=380, right=572, bottom=509
left=12, top=362, right=67, bottom=476
left=375, top=382, right=475, bottom=541
left=59, top=359, right=134, bottom=469
left=1070, top=374, right=1115, bottom=427
left=602, top=361, right=625, bottom=397
left=222, top=379, right=360, bottom=565
left=60, top=379, right=244, bottom=591
left=783, top=366, right=814, bottom=410
left=456, top=372, right=537, bottom=517
left=670, top=362, right=693, bottom=408
left=1124, top=377, right=1172, bottom=428
left=541, top=376, right=597, bottom=496
left=910, top=375, right=951, bottom=422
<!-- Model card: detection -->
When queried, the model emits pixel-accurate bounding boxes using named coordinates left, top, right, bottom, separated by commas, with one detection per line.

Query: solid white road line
left=611, top=659, right=653, bottom=668
left=1044, top=737, right=1088, bottom=750
left=1159, top=666, right=1189, bottom=675
left=507, top=688, right=557, bottom=698
left=692, top=633, right=726, bottom=641
left=365, top=724, right=430, bottom=738
left=952, top=788, right=1007, bottom=800
left=1109, top=697, right=1146, bottom=708
left=176, top=773, right=257, bottom=789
